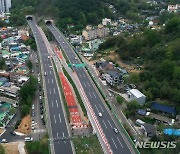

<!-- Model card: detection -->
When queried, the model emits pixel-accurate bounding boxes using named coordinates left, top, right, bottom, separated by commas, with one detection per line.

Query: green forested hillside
left=99, top=16, right=180, bottom=112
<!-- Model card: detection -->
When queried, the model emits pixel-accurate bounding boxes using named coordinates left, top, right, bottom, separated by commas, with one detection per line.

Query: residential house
left=0, top=84, right=20, bottom=98
left=105, top=70, right=123, bottom=86
left=102, top=18, right=111, bottom=26
left=167, top=4, right=180, bottom=13
left=82, top=25, right=109, bottom=41
left=127, top=89, right=146, bottom=105
left=141, top=123, right=156, bottom=137
left=95, top=60, right=113, bottom=72
left=69, top=34, right=82, bottom=45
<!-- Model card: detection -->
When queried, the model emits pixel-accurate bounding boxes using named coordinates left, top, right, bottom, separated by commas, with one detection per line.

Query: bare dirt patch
left=15, top=115, right=31, bottom=134
left=2, top=142, right=19, bottom=154
left=0, top=128, right=4, bottom=134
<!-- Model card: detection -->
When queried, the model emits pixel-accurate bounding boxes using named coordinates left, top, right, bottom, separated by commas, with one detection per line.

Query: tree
left=165, top=17, right=180, bottom=34
left=21, top=104, right=29, bottom=117
left=116, top=95, right=124, bottom=105
left=26, top=60, right=32, bottom=70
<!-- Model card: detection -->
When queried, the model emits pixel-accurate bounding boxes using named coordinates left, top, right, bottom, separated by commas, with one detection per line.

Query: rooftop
left=151, top=102, right=176, bottom=115
left=129, top=89, right=145, bottom=98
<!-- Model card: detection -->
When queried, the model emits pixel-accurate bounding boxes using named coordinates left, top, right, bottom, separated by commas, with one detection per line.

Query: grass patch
left=25, top=134, right=49, bottom=154
left=52, top=60, right=70, bottom=121
left=62, top=67, right=87, bottom=116
left=73, top=135, right=103, bottom=154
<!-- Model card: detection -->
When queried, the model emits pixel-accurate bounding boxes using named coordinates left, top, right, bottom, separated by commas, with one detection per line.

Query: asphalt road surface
left=27, top=18, right=73, bottom=154
left=47, top=23, right=135, bottom=154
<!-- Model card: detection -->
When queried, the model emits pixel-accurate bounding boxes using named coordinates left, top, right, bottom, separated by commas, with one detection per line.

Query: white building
left=128, top=89, right=146, bottom=105
left=167, top=4, right=180, bottom=13
left=102, top=18, right=111, bottom=26
left=0, top=0, right=11, bottom=13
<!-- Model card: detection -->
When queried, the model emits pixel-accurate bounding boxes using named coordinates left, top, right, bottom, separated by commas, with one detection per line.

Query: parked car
left=32, top=104, right=35, bottom=110
left=1, top=139, right=8, bottom=143
left=32, top=111, right=35, bottom=117
left=24, top=137, right=33, bottom=142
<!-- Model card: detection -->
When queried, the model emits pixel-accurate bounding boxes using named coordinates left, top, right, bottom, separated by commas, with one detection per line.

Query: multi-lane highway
left=26, top=17, right=73, bottom=154
left=46, top=22, right=135, bottom=154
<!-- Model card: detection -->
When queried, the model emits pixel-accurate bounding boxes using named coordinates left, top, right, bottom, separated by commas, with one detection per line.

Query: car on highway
left=113, top=128, right=118, bottom=134
left=98, top=112, right=102, bottom=117
left=75, top=57, right=77, bottom=60
left=24, top=137, right=33, bottom=142
left=1, top=139, right=8, bottom=143
left=44, top=72, right=47, bottom=76
left=63, top=42, right=65, bottom=44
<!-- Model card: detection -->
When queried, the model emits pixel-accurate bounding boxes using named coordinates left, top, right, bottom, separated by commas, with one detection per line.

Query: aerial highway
left=26, top=16, right=73, bottom=154
left=46, top=21, right=135, bottom=154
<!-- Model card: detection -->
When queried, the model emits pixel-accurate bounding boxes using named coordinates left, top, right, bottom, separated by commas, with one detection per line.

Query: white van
left=135, top=119, right=145, bottom=126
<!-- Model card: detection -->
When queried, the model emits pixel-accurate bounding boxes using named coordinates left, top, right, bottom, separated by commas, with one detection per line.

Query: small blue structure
left=137, top=109, right=147, bottom=116
left=151, top=102, right=176, bottom=116
left=164, top=129, right=180, bottom=136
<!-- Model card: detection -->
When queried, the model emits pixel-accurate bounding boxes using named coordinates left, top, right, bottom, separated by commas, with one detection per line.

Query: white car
left=98, top=112, right=102, bottom=117
left=44, top=72, right=47, bottom=76
left=32, top=104, right=35, bottom=110
left=75, top=57, right=77, bottom=60
left=24, top=137, right=33, bottom=142
left=39, top=96, right=42, bottom=100
left=113, top=128, right=118, bottom=134
left=1, top=139, right=7, bottom=143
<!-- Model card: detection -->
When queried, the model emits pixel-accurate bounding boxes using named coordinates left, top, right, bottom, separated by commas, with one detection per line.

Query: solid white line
left=54, top=88, right=56, bottom=94
left=99, top=104, right=104, bottom=112
left=54, top=115, right=56, bottom=124
left=117, top=137, right=123, bottom=148
left=111, top=138, right=117, bottom=148
left=56, top=100, right=58, bottom=108
left=89, top=92, right=92, bottom=98
left=108, top=120, right=113, bottom=128
left=103, top=120, right=107, bottom=129
left=95, top=104, right=99, bottom=112
left=92, top=92, right=96, bottom=98
left=59, top=114, right=62, bottom=123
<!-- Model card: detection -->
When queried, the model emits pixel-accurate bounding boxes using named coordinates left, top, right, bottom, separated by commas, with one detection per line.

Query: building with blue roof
left=151, top=102, right=176, bottom=116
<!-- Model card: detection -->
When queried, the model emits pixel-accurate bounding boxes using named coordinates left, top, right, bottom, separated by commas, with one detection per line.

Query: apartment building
left=0, top=0, right=11, bottom=13
left=82, top=25, right=109, bottom=41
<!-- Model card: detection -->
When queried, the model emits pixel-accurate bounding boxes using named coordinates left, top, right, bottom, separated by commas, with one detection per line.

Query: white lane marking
left=117, top=137, right=123, bottom=148
left=99, top=104, right=104, bottom=112
left=51, top=100, right=53, bottom=107
left=62, top=132, right=64, bottom=137
left=87, top=82, right=91, bottom=87
left=49, top=89, right=51, bottom=95
left=54, top=115, right=56, bottom=124
left=95, top=104, right=99, bottom=112
left=54, top=88, right=56, bottom=94
left=92, top=92, right=96, bottom=98
left=111, top=138, right=117, bottom=149
left=57, top=132, right=59, bottom=137
left=48, top=78, right=49, bottom=84
left=56, top=99, right=58, bottom=108
left=49, top=70, right=52, bottom=75
left=83, top=82, right=86, bottom=87
left=108, top=120, right=113, bottom=128
left=89, top=92, right=92, bottom=98
left=59, top=114, right=62, bottom=123
left=103, top=120, right=107, bottom=129
left=52, top=78, right=54, bottom=84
